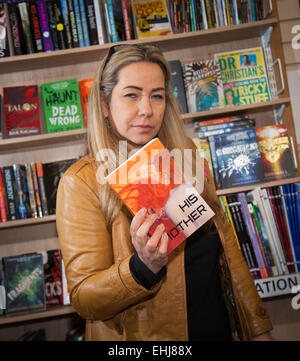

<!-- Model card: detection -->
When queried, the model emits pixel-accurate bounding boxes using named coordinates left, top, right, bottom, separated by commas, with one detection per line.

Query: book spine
left=36, top=161, right=49, bottom=217
left=259, top=188, right=289, bottom=275
left=106, top=0, right=118, bottom=42
left=248, top=202, right=271, bottom=276
left=289, top=184, right=300, bottom=269
left=12, top=164, right=27, bottom=219
left=93, top=0, right=106, bottom=44
left=73, top=0, right=84, bottom=47
left=37, top=0, right=53, bottom=51
left=236, top=192, right=268, bottom=278
left=46, top=0, right=60, bottom=50
left=250, top=202, right=275, bottom=276
left=78, top=0, right=90, bottom=46
left=226, top=195, right=260, bottom=279
left=7, top=4, right=23, bottom=56
left=267, top=187, right=295, bottom=274
left=25, top=163, right=37, bottom=218
left=60, top=0, right=73, bottom=48
left=2, top=166, right=18, bottom=221
left=53, top=0, right=67, bottom=50
left=31, top=162, right=43, bottom=218
left=0, top=169, right=8, bottom=222
left=85, top=0, right=99, bottom=45
left=66, top=0, right=79, bottom=47
left=207, top=135, right=221, bottom=189
left=18, top=2, right=35, bottom=54
left=121, top=0, right=131, bottom=40
left=28, top=2, right=44, bottom=53
left=4, top=4, right=15, bottom=57
left=103, top=1, right=112, bottom=43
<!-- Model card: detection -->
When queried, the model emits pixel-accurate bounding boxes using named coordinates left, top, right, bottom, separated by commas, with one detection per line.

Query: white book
left=259, top=188, right=289, bottom=275
left=93, top=0, right=107, bottom=44
left=247, top=188, right=280, bottom=276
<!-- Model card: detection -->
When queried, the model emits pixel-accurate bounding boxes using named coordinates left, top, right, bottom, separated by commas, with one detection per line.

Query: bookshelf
left=1, top=0, right=299, bottom=341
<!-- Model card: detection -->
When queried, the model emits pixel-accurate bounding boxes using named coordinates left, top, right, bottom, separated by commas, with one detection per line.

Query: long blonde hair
left=87, top=45, right=198, bottom=227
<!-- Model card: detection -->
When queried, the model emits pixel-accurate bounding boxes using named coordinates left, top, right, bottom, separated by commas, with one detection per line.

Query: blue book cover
left=290, top=183, right=300, bottom=270
left=73, top=0, right=84, bottom=47
left=214, top=128, right=263, bottom=189
left=281, top=184, right=299, bottom=271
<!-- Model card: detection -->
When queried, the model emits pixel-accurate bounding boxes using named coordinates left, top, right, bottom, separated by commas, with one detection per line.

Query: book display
left=0, top=0, right=299, bottom=341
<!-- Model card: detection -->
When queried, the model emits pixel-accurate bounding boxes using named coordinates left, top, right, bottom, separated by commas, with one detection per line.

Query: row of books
left=0, top=0, right=266, bottom=58
left=170, top=0, right=266, bottom=34
left=0, top=78, right=93, bottom=138
left=192, top=116, right=296, bottom=190
left=0, top=158, right=76, bottom=222
left=0, top=249, right=70, bottom=317
left=219, top=184, right=300, bottom=281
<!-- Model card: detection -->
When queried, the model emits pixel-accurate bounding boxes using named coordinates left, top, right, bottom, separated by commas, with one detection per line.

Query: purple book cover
left=236, top=192, right=268, bottom=278
left=37, top=0, right=53, bottom=51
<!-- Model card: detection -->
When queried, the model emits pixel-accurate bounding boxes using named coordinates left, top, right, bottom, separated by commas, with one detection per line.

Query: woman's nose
left=138, top=96, right=153, bottom=117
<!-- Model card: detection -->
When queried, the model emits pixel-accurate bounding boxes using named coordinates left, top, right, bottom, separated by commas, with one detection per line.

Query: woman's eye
left=152, top=94, right=165, bottom=100
left=124, top=93, right=137, bottom=99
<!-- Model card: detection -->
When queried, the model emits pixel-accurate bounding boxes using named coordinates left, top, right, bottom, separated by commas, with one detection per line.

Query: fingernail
left=139, top=208, right=146, bottom=214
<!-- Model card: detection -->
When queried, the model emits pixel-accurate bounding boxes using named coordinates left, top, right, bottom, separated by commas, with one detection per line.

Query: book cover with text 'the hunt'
left=105, top=138, right=215, bottom=254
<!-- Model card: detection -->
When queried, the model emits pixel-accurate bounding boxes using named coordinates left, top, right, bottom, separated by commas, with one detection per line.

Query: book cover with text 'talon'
left=105, top=138, right=215, bottom=254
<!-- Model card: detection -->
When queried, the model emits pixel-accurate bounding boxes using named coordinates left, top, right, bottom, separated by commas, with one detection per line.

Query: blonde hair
left=87, top=45, right=197, bottom=227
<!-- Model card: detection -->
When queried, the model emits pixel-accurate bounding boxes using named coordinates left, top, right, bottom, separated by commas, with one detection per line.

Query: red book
left=44, top=249, right=63, bottom=307
left=3, top=85, right=41, bottom=138
left=106, top=138, right=215, bottom=255
left=0, top=168, right=8, bottom=222
left=79, top=78, right=93, bottom=128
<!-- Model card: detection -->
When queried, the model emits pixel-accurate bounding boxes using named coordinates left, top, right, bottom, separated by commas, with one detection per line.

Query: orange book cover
left=106, top=138, right=215, bottom=254
left=256, top=125, right=295, bottom=181
left=79, top=78, right=93, bottom=128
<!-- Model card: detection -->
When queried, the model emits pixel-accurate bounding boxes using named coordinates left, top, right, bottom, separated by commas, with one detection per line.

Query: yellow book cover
left=106, top=138, right=215, bottom=254
left=131, top=0, right=173, bottom=39
left=214, top=47, right=271, bottom=106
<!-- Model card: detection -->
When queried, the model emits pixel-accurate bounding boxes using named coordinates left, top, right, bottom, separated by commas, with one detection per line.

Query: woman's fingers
left=146, top=223, right=165, bottom=252
left=157, top=232, right=169, bottom=256
left=130, top=208, right=147, bottom=235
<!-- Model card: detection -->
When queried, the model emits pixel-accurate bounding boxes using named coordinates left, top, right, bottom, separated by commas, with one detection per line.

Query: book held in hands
left=105, top=138, right=215, bottom=254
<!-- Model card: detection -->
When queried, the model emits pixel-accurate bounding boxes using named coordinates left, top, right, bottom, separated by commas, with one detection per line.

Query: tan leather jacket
left=56, top=146, right=273, bottom=341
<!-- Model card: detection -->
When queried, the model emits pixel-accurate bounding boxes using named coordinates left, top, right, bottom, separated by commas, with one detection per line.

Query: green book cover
left=3, top=253, right=46, bottom=315
left=41, top=78, right=84, bottom=133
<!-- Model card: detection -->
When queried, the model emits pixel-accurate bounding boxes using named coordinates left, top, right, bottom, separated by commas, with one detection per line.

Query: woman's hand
left=130, top=208, right=169, bottom=274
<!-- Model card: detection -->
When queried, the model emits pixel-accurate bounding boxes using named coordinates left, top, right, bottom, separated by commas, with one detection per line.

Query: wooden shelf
left=216, top=176, right=300, bottom=196
left=0, top=215, right=56, bottom=229
left=0, top=18, right=277, bottom=73
left=182, top=98, right=291, bottom=121
left=0, top=129, right=87, bottom=152
left=0, top=305, right=75, bottom=326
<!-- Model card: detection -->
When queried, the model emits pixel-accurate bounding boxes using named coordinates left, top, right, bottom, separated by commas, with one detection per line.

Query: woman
left=56, top=44, right=273, bottom=341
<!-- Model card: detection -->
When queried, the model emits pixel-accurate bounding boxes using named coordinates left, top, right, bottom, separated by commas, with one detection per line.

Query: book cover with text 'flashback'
left=105, top=138, right=215, bottom=254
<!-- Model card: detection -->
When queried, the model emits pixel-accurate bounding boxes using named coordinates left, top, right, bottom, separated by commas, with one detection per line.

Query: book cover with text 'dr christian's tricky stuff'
left=105, top=138, right=215, bottom=254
